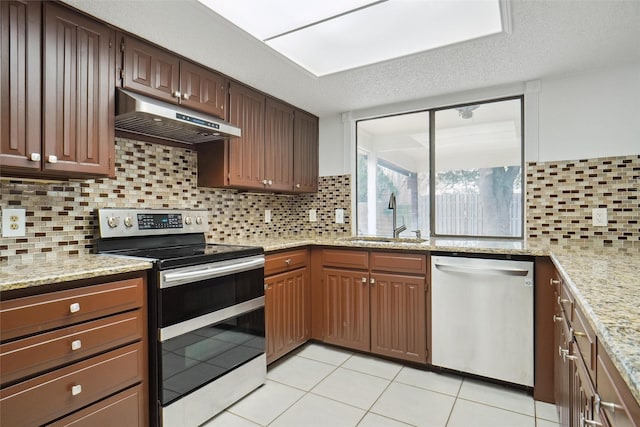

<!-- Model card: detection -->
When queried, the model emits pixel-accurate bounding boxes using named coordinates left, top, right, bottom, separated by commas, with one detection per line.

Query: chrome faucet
left=388, top=192, right=406, bottom=238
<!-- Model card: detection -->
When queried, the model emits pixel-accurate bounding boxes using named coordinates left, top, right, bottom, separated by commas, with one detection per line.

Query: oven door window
left=160, top=268, right=263, bottom=328
left=160, top=307, right=265, bottom=405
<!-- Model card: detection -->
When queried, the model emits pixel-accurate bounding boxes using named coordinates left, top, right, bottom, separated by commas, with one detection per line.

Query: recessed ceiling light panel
left=199, top=0, right=504, bottom=76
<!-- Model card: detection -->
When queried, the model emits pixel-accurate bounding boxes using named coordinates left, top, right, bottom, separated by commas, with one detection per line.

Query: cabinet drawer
left=1, top=310, right=143, bottom=386
left=1, top=277, right=144, bottom=341
left=572, top=304, right=596, bottom=383
left=45, top=384, right=145, bottom=427
left=370, top=252, right=427, bottom=275
left=265, top=249, right=308, bottom=276
left=596, top=342, right=640, bottom=427
left=0, top=342, right=144, bottom=427
left=322, top=249, right=368, bottom=270
left=558, top=284, right=574, bottom=322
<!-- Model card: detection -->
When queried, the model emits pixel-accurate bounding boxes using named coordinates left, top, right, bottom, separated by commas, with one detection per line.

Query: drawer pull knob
left=553, top=314, right=563, bottom=323
left=550, top=278, right=560, bottom=286
left=285, top=259, right=291, bottom=266
left=71, top=340, right=82, bottom=351
left=574, top=331, right=587, bottom=338
left=69, top=302, right=81, bottom=313
left=71, top=384, right=82, bottom=396
left=598, top=398, right=623, bottom=413
left=558, top=296, right=570, bottom=305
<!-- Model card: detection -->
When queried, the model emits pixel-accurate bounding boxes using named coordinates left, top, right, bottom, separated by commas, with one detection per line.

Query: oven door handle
left=161, top=255, right=265, bottom=288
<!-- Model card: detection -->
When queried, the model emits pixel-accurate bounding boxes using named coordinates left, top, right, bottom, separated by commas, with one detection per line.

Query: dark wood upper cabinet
left=122, top=35, right=179, bottom=105
left=0, top=0, right=41, bottom=172
left=293, top=109, right=319, bottom=193
left=121, top=35, right=227, bottom=119
left=264, top=98, right=294, bottom=192
left=198, top=83, right=315, bottom=193
left=227, top=82, right=265, bottom=188
left=42, top=2, right=115, bottom=177
left=180, top=60, right=227, bottom=119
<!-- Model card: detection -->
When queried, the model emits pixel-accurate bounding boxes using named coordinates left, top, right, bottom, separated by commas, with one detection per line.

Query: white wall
left=537, top=63, right=640, bottom=161
left=318, top=62, right=640, bottom=176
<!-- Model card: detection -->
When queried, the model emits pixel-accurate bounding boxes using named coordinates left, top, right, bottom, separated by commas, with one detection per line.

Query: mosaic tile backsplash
left=526, top=154, right=639, bottom=248
left=2, top=140, right=638, bottom=262
left=0, top=138, right=352, bottom=262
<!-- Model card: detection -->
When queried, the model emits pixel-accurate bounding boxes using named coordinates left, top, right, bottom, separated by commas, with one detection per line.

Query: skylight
left=198, top=0, right=505, bottom=77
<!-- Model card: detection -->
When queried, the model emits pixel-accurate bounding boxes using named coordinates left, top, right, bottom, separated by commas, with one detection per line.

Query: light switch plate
left=2, top=208, right=26, bottom=237
left=264, top=209, right=271, bottom=223
left=309, top=209, right=317, bottom=222
left=335, top=208, right=344, bottom=224
left=592, top=208, right=607, bottom=227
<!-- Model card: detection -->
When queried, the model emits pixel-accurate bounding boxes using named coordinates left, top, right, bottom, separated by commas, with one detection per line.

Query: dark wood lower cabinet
left=0, top=273, right=148, bottom=426
left=46, top=384, right=145, bottom=427
left=322, top=268, right=371, bottom=352
left=265, top=266, right=310, bottom=364
left=551, top=266, right=640, bottom=427
left=320, top=250, right=428, bottom=363
left=370, top=273, right=426, bottom=363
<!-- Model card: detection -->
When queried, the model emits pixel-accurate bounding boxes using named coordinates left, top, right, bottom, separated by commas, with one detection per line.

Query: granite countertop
left=0, top=254, right=152, bottom=293
left=550, top=248, right=640, bottom=406
left=224, top=235, right=551, bottom=256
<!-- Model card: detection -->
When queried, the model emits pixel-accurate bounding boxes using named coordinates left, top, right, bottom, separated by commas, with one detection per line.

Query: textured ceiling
left=63, top=0, right=640, bottom=118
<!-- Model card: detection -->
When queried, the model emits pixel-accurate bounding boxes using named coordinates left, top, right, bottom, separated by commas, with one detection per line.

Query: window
left=356, top=97, right=523, bottom=239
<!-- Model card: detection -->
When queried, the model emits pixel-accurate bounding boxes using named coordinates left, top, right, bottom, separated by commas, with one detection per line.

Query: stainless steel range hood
left=115, top=89, right=241, bottom=144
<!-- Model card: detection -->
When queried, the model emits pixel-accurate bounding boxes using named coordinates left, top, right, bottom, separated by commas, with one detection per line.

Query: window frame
left=355, top=94, right=525, bottom=240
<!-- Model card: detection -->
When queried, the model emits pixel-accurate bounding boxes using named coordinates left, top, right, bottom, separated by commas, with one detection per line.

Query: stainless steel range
left=96, top=208, right=266, bottom=427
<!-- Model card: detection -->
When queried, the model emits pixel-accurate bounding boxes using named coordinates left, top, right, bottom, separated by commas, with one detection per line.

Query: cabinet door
left=264, top=98, right=294, bottom=192
left=122, top=36, right=179, bottom=104
left=42, top=3, right=114, bottom=176
left=322, top=268, right=370, bottom=352
left=554, top=303, right=572, bottom=427
left=265, top=267, right=310, bottom=364
left=180, top=61, right=227, bottom=118
left=227, top=82, right=265, bottom=188
left=0, top=0, right=41, bottom=172
left=370, top=273, right=426, bottom=363
left=293, top=109, right=318, bottom=193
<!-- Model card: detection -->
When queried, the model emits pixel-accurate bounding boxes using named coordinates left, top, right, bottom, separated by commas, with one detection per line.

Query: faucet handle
left=412, top=230, right=422, bottom=239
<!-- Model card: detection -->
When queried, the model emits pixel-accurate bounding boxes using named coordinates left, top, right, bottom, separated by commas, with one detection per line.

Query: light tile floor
left=203, top=343, right=560, bottom=427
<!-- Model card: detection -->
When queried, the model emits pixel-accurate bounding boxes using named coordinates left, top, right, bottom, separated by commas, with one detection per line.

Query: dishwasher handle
left=434, top=263, right=530, bottom=277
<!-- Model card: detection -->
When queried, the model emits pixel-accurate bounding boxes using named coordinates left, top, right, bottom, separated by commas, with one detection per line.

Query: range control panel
left=98, top=209, right=208, bottom=238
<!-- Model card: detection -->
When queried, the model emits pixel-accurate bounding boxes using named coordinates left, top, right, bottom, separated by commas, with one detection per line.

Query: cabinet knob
left=296, top=184, right=301, bottom=188
left=71, top=339, right=82, bottom=351
left=262, top=179, right=268, bottom=185
left=69, top=302, right=81, bottom=313
left=47, top=155, right=58, bottom=163
left=597, top=397, right=623, bottom=414
left=71, top=384, right=82, bottom=396
left=30, top=153, right=41, bottom=162
left=181, top=93, right=190, bottom=100
left=268, top=180, right=273, bottom=185
left=550, top=278, right=560, bottom=286
left=173, top=91, right=181, bottom=98
left=285, top=259, right=291, bottom=266
left=557, top=296, right=569, bottom=306
left=553, top=314, right=563, bottom=323
left=361, top=277, right=367, bottom=283
left=370, top=278, right=375, bottom=285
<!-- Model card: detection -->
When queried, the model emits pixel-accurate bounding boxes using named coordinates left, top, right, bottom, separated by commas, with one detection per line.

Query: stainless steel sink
left=345, top=236, right=428, bottom=244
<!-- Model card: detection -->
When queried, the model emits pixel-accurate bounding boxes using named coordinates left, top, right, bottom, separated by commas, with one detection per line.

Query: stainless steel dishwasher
left=431, top=255, right=534, bottom=387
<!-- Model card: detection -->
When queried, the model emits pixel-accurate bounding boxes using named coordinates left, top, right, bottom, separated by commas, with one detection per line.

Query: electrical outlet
left=2, top=208, right=26, bottom=237
left=309, top=209, right=317, bottom=222
left=592, top=208, right=607, bottom=227
left=335, top=208, right=344, bottom=224
left=264, top=209, right=271, bottom=223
